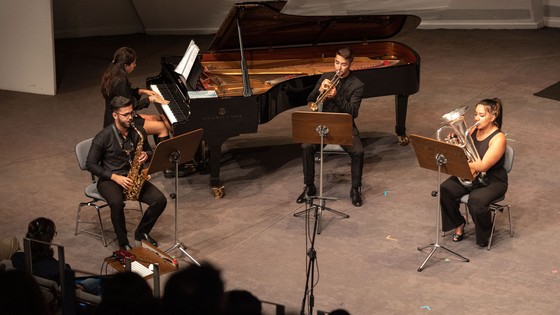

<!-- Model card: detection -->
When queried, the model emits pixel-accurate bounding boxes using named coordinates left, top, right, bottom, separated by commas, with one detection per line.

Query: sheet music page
left=174, top=40, right=200, bottom=79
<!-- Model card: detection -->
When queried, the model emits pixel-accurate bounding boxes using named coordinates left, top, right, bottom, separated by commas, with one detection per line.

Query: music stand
left=292, top=111, right=353, bottom=231
left=147, top=128, right=204, bottom=266
left=291, top=111, right=352, bottom=315
left=410, top=134, right=471, bottom=271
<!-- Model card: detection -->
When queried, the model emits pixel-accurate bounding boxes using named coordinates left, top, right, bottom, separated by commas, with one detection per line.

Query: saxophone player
left=86, top=96, right=166, bottom=251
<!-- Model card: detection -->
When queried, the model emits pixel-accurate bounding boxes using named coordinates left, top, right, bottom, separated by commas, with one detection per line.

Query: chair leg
left=75, top=204, right=83, bottom=235
left=487, top=208, right=499, bottom=250
left=95, top=205, right=108, bottom=247
left=75, top=201, right=108, bottom=247
left=506, top=204, right=513, bottom=237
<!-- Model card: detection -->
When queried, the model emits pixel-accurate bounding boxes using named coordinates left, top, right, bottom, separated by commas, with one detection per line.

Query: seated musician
left=296, top=47, right=365, bottom=207
left=101, top=47, right=187, bottom=178
left=86, top=96, right=166, bottom=251
left=440, top=98, right=508, bottom=247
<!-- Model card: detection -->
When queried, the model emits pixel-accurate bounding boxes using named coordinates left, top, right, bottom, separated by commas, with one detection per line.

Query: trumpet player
left=86, top=96, right=166, bottom=251
left=296, top=47, right=365, bottom=207
left=440, top=98, right=508, bottom=247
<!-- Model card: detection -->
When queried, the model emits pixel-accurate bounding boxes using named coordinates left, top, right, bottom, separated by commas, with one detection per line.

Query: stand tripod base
left=417, top=243, right=469, bottom=272
left=166, top=241, right=200, bottom=266
left=294, top=199, right=349, bottom=234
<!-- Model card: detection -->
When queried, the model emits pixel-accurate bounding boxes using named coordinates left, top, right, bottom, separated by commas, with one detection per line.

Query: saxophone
left=124, top=123, right=151, bottom=201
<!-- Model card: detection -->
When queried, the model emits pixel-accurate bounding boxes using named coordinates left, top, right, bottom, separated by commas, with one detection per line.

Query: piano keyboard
left=151, top=84, right=190, bottom=124
left=131, top=261, right=153, bottom=278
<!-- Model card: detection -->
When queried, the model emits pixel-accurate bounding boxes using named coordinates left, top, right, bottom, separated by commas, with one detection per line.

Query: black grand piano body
left=147, top=0, right=421, bottom=192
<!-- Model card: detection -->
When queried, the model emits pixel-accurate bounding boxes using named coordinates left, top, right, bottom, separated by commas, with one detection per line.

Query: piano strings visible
left=198, top=56, right=403, bottom=97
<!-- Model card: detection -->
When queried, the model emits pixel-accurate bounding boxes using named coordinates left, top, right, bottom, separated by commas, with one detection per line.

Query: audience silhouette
left=162, top=262, right=225, bottom=314
left=0, top=268, right=50, bottom=315
left=95, top=271, right=159, bottom=315
left=223, top=289, right=262, bottom=315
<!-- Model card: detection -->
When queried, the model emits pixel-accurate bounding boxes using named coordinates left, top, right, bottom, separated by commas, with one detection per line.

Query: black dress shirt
left=86, top=124, right=152, bottom=180
left=307, top=71, right=365, bottom=119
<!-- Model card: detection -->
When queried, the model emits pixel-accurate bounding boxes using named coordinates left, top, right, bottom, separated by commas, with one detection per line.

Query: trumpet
left=436, top=105, right=486, bottom=187
left=308, top=71, right=341, bottom=112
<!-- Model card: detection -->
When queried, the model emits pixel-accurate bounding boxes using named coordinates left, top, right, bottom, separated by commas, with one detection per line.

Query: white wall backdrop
left=1, top=0, right=559, bottom=95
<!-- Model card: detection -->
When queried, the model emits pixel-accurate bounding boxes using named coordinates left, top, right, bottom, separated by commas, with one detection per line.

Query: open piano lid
left=208, top=0, right=421, bottom=53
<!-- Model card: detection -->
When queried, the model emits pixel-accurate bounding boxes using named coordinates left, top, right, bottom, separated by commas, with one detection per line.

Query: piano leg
left=395, top=94, right=410, bottom=146
left=208, top=143, right=225, bottom=199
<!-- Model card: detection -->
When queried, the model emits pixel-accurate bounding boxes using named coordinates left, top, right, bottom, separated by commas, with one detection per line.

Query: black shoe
left=135, top=233, right=158, bottom=247
left=350, top=187, right=362, bottom=207
left=296, top=185, right=316, bottom=204
left=119, top=243, right=132, bottom=251
left=452, top=233, right=464, bottom=242
left=452, top=223, right=465, bottom=242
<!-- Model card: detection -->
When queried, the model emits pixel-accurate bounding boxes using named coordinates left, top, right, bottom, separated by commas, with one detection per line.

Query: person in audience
left=0, top=269, right=50, bottom=315
left=94, top=271, right=158, bottom=315
left=10, top=217, right=102, bottom=295
left=162, top=262, right=225, bottom=315
left=224, top=289, right=262, bottom=315
left=11, top=217, right=70, bottom=283
left=440, top=98, right=508, bottom=247
left=86, top=96, right=167, bottom=251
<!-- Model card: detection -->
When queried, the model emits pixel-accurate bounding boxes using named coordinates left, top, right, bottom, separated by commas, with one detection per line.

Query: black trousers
left=301, top=127, right=364, bottom=189
left=97, top=179, right=166, bottom=246
left=440, top=170, right=507, bottom=244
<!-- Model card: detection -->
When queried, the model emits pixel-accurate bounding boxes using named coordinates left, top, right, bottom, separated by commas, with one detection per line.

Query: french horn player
left=296, top=47, right=366, bottom=207
left=439, top=98, right=508, bottom=248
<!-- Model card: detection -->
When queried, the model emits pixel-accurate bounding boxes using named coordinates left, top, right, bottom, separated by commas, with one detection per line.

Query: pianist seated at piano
left=101, top=47, right=193, bottom=178
left=297, top=47, right=365, bottom=207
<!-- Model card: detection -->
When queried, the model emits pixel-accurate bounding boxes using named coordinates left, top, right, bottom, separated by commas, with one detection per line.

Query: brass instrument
left=308, top=71, right=341, bottom=112
left=124, top=123, right=151, bottom=201
left=436, top=105, right=484, bottom=187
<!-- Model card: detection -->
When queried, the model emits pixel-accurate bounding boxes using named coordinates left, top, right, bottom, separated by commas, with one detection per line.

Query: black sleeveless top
left=472, top=128, right=506, bottom=175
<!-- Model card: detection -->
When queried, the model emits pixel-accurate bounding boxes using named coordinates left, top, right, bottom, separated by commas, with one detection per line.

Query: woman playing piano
left=101, top=47, right=170, bottom=142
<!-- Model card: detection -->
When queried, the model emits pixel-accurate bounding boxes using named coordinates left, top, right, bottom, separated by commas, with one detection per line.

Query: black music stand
left=291, top=111, right=352, bottom=315
left=147, top=128, right=204, bottom=266
left=410, top=134, right=471, bottom=272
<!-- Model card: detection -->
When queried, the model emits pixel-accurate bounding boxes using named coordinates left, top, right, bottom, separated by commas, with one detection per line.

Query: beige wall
left=0, top=0, right=56, bottom=95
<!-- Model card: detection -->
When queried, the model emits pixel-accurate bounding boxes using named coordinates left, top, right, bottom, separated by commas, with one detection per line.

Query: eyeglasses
left=116, top=110, right=136, bottom=118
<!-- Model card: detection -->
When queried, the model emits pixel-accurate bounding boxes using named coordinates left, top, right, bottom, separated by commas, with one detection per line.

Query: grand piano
left=147, top=0, right=421, bottom=198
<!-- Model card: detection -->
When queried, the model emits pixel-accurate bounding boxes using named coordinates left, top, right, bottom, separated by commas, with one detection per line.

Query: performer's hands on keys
left=148, top=94, right=170, bottom=105
left=112, top=174, right=133, bottom=190
left=138, top=151, right=148, bottom=164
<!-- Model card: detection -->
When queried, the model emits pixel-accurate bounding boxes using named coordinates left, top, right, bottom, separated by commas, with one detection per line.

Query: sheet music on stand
left=174, top=40, right=200, bottom=82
